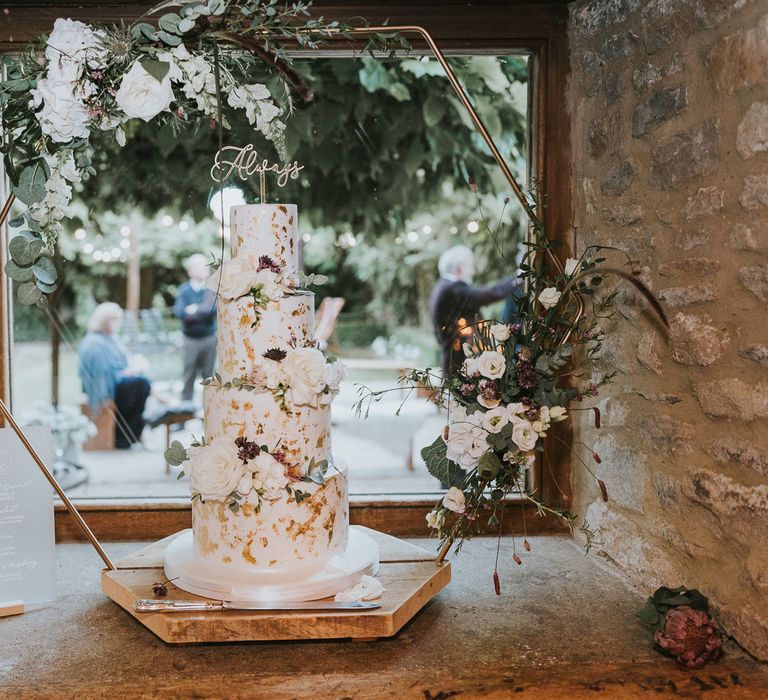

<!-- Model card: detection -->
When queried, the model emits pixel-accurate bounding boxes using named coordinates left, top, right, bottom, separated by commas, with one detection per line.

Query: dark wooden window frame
left=0, top=1, right=572, bottom=541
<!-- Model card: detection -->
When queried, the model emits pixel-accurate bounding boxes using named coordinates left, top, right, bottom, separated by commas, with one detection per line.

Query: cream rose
left=564, top=257, right=580, bottom=277
left=252, top=452, right=289, bottom=501
left=209, top=256, right=252, bottom=300
left=283, top=347, right=328, bottom=407
left=115, top=62, right=175, bottom=122
left=490, top=323, right=512, bottom=343
left=538, top=287, right=562, bottom=310
left=442, top=487, right=466, bottom=514
left=511, top=420, right=539, bottom=452
left=481, top=406, right=509, bottom=434
left=187, top=441, right=244, bottom=501
left=475, top=351, right=506, bottom=380
left=320, top=360, right=345, bottom=405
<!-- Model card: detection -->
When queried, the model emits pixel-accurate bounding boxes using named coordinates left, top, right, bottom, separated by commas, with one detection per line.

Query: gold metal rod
left=0, top=191, right=115, bottom=569
left=436, top=538, right=452, bottom=564
left=0, top=398, right=116, bottom=570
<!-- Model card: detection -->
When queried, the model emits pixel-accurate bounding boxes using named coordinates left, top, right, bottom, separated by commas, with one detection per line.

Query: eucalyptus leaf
left=158, top=13, right=181, bottom=33
left=17, top=280, right=42, bottom=305
left=156, top=30, right=182, bottom=46
left=8, top=214, right=24, bottom=228
left=164, top=440, right=188, bottom=466
left=140, top=58, right=171, bottom=83
left=478, top=451, right=502, bottom=478
left=12, top=159, right=48, bottom=205
left=32, top=256, right=57, bottom=285
left=36, top=280, right=58, bottom=294
left=177, top=17, right=196, bottom=33
left=4, top=259, right=34, bottom=282
left=9, top=233, right=43, bottom=266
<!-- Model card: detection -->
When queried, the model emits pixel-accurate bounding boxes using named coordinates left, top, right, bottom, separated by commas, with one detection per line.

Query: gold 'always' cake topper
left=210, top=144, right=304, bottom=202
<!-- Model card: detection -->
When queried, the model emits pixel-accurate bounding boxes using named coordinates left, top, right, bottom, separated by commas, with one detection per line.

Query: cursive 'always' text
left=211, top=145, right=304, bottom=187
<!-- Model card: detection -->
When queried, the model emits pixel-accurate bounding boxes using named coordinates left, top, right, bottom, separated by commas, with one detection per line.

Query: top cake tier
left=230, top=204, right=299, bottom=271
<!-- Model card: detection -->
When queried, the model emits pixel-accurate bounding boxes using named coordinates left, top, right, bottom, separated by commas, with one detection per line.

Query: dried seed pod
left=513, top=553, right=522, bottom=565
left=443, top=425, right=450, bottom=440
left=598, top=479, right=609, bottom=502
left=493, top=570, right=501, bottom=596
left=593, top=406, right=601, bottom=429
left=593, top=451, right=602, bottom=464
left=524, top=539, right=531, bottom=552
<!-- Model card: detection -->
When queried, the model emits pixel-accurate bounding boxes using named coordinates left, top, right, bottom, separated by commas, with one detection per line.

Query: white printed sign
left=0, top=426, right=56, bottom=606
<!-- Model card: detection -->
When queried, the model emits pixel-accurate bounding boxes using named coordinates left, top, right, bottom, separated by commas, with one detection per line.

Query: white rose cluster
left=31, top=18, right=105, bottom=143
left=114, top=61, right=175, bottom=122
left=259, top=348, right=345, bottom=409
left=208, top=257, right=293, bottom=302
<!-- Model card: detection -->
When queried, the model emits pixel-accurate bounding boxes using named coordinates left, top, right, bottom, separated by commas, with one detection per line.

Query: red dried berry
left=593, top=452, right=602, bottom=464
left=598, top=479, right=609, bottom=502
left=593, top=407, right=601, bottom=429
left=493, top=570, right=501, bottom=596
left=443, top=425, right=450, bottom=440
left=524, top=539, right=531, bottom=552
left=513, top=553, right=522, bottom=565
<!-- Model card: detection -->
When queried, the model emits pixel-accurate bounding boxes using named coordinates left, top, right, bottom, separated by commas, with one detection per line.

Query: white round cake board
left=164, top=528, right=380, bottom=602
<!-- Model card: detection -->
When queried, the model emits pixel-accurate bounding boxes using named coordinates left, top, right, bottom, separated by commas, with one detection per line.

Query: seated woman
left=78, top=303, right=151, bottom=449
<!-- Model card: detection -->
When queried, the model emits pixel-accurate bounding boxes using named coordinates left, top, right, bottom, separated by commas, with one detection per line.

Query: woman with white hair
left=429, top=244, right=521, bottom=376
left=78, top=302, right=151, bottom=449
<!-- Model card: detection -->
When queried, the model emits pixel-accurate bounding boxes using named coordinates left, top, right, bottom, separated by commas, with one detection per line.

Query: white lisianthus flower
left=31, top=77, right=94, bottom=142
left=462, top=357, right=479, bottom=376
left=115, top=62, right=175, bottom=122
left=511, top=420, right=539, bottom=452
left=283, top=347, right=328, bottom=407
left=538, top=287, right=562, bottom=310
left=442, top=487, right=466, bottom=514
left=252, top=452, right=289, bottom=501
left=462, top=342, right=474, bottom=357
left=320, top=360, right=345, bottom=405
left=481, top=406, right=509, bottom=434
left=506, top=402, right=527, bottom=423
left=475, top=351, right=506, bottom=380
left=490, top=323, right=512, bottom=343
left=445, top=412, right=488, bottom=470
left=564, top=257, right=581, bottom=277
left=477, top=393, right=501, bottom=409
left=531, top=420, right=547, bottom=437
left=425, top=509, right=445, bottom=529
left=549, top=406, right=568, bottom=422
left=187, top=441, right=244, bottom=501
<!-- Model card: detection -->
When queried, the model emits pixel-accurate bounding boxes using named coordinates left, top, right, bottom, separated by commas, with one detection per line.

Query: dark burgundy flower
left=263, top=348, right=287, bottom=362
left=655, top=606, right=723, bottom=669
left=460, top=382, right=475, bottom=397
left=235, top=436, right=261, bottom=464
left=478, top=379, right=501, bottom=404
left=257, top=255, right=281, bottom=274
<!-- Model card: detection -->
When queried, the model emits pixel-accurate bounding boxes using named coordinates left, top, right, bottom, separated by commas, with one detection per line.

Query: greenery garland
left=0, top=0, right=404, bottom=306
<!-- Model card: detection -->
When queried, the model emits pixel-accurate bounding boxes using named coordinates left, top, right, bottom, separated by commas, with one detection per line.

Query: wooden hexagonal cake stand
left=101, top=526, right=451, bottom=644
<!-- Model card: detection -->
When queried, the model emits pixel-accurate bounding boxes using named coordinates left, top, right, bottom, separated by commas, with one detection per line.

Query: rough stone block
left=601, top=204, right=643, bottom=226
left=739, top=264, right=768, bottom=302
left=572, top=0, right=643, bottom=34
left=603, top=72, right=622, bottom=105
left=651, top=120, right=718, bottom=190
left=682, top=186, right=724, bottom=221
left=739, top=175, right=768, bottom=210
left=658, top=257, right=720, bottom=277
left=747, top=550, right=768, bottom=591
left=601, top=161, right=635, bottom=195
left=632, top=53, right=684, bottom=93
left=716, top=603, right=768, bottom=663
left=708, top=14, right=768, bottom=95
left=642, top=0, right=740, bottom=55
left=731, top=222, right=767, bottom=251
left=598, top=32, right=637, bottom=63
left=593, top=434, right=648, bottom=513
left=659, top=284, right=717, bottom=307
left=653, top=473, right=680, bottom=510
left=710, top=436, right=768, bottom=476
left=632, top=85, right=688, bottom=137
left=588, top=117, right=610, bottom=159
left=670, top=312, right=730, bottom=365
left=737, top=101, right=768, bottom=160
left=636, top=330, right=662, bottom=374
left=695, top=379, right=768, bottom=421
left=740, top=344, right=768, bottom=368
left=674, top=229, right=709, bottom=251
left=635, top=414, right=694, bottom=456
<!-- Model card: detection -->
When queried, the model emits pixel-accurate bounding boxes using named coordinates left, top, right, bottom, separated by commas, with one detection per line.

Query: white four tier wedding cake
left=164, top=204, right=379, bottom=602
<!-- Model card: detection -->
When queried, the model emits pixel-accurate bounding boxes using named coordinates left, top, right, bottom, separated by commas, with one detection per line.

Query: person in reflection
left=78, top=302, right=152, bottom=449
left=430, top=245, right=522, bottom=376
left=174, top=253, right=217, bottom=405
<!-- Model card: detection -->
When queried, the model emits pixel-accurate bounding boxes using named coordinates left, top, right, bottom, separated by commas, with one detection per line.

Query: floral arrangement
left=165, top=434, right=331, bottom=512
left=355, top=185, right=667, bottom=581
left=203, top=345, right=345, bottom=411
left=638, top=586, right=723, bottom=669
left=0, top=0, right=399, bottom=306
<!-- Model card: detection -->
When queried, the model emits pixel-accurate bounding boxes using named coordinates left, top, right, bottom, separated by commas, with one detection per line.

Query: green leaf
left=158, top=13, right=181, bottom=33
left=636, top=599, right=662, bottom=628
left=36, top=280, right=57, bottom=294
left=164, top=440, right=188, bottom=466
left=420, top=435, right=462, bottom=486
left=32, top=256, right=56, bottom=285
left=9, top=233, right=43, bottom=266
left=477, top=451, right=502, bottom=478
left=17, top=280, right=42, bottom=306
left=131, top=22, right=157, bottom=40
left=4, top=259, right=34, bottom=282
left=177, top=17, right=196, bottom=33
left=423, top=93, right=446, bottom=128
left=140, top=58, right=171, bottom=83
left=8, top=214, right=24, bottom=228
left=13, top=159, right=48, bottom=205
left=156, top=30, right=182, bottom=46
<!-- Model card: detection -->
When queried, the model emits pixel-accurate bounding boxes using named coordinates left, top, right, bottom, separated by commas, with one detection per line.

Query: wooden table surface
left=2, top=536, right=767, bottom=699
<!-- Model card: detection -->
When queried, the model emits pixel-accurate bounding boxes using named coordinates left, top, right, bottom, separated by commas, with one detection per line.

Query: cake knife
left=133, top=599, right=381, bottom=613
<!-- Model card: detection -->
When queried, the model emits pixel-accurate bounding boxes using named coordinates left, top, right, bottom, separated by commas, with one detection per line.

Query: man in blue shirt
left=174, top=254, right=217, bottom=403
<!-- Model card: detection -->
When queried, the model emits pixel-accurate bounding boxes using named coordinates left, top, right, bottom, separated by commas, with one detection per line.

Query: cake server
left=133, top=599, right=381, bottom=613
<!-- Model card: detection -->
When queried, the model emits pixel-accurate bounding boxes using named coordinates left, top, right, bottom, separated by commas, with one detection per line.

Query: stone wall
left=567, top=0, right=768, bottom=659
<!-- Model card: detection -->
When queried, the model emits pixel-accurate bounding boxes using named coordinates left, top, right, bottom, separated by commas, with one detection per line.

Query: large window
left=1, top=2, right=571, bottom=538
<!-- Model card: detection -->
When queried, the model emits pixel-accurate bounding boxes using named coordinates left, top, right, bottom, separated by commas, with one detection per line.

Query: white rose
left=538, top=287, right=562, bottom=310
left=425, top=509, right=445, bottom=529
left=283, top=347, right=328, bottom=407
left=511, top=420, right=539, bottom=452
left=187, top=441, right=244, bottom=501
left=115, top=62, right=175, bottom=122
left=252, top=452, right=289, bottom=501
left=475, top=351, right=506, bottom=380
left=259, top=358, right=286, bottom=390
left=481, top=406, right=509, bottom=434
left=549, top=405, right=567, bottom=422
left=320, top=360, right=345, bottom=405
left=209, top=256, right=253, bottom=300
left=490, top=323, right=511, bottom=343
left=564, top=257, right=581, bottom=277
left=254, top=268, right=284, bottom=301
left=442, top=487, right=466, bottom=514
left=31, top=77, right=93, bottom=142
